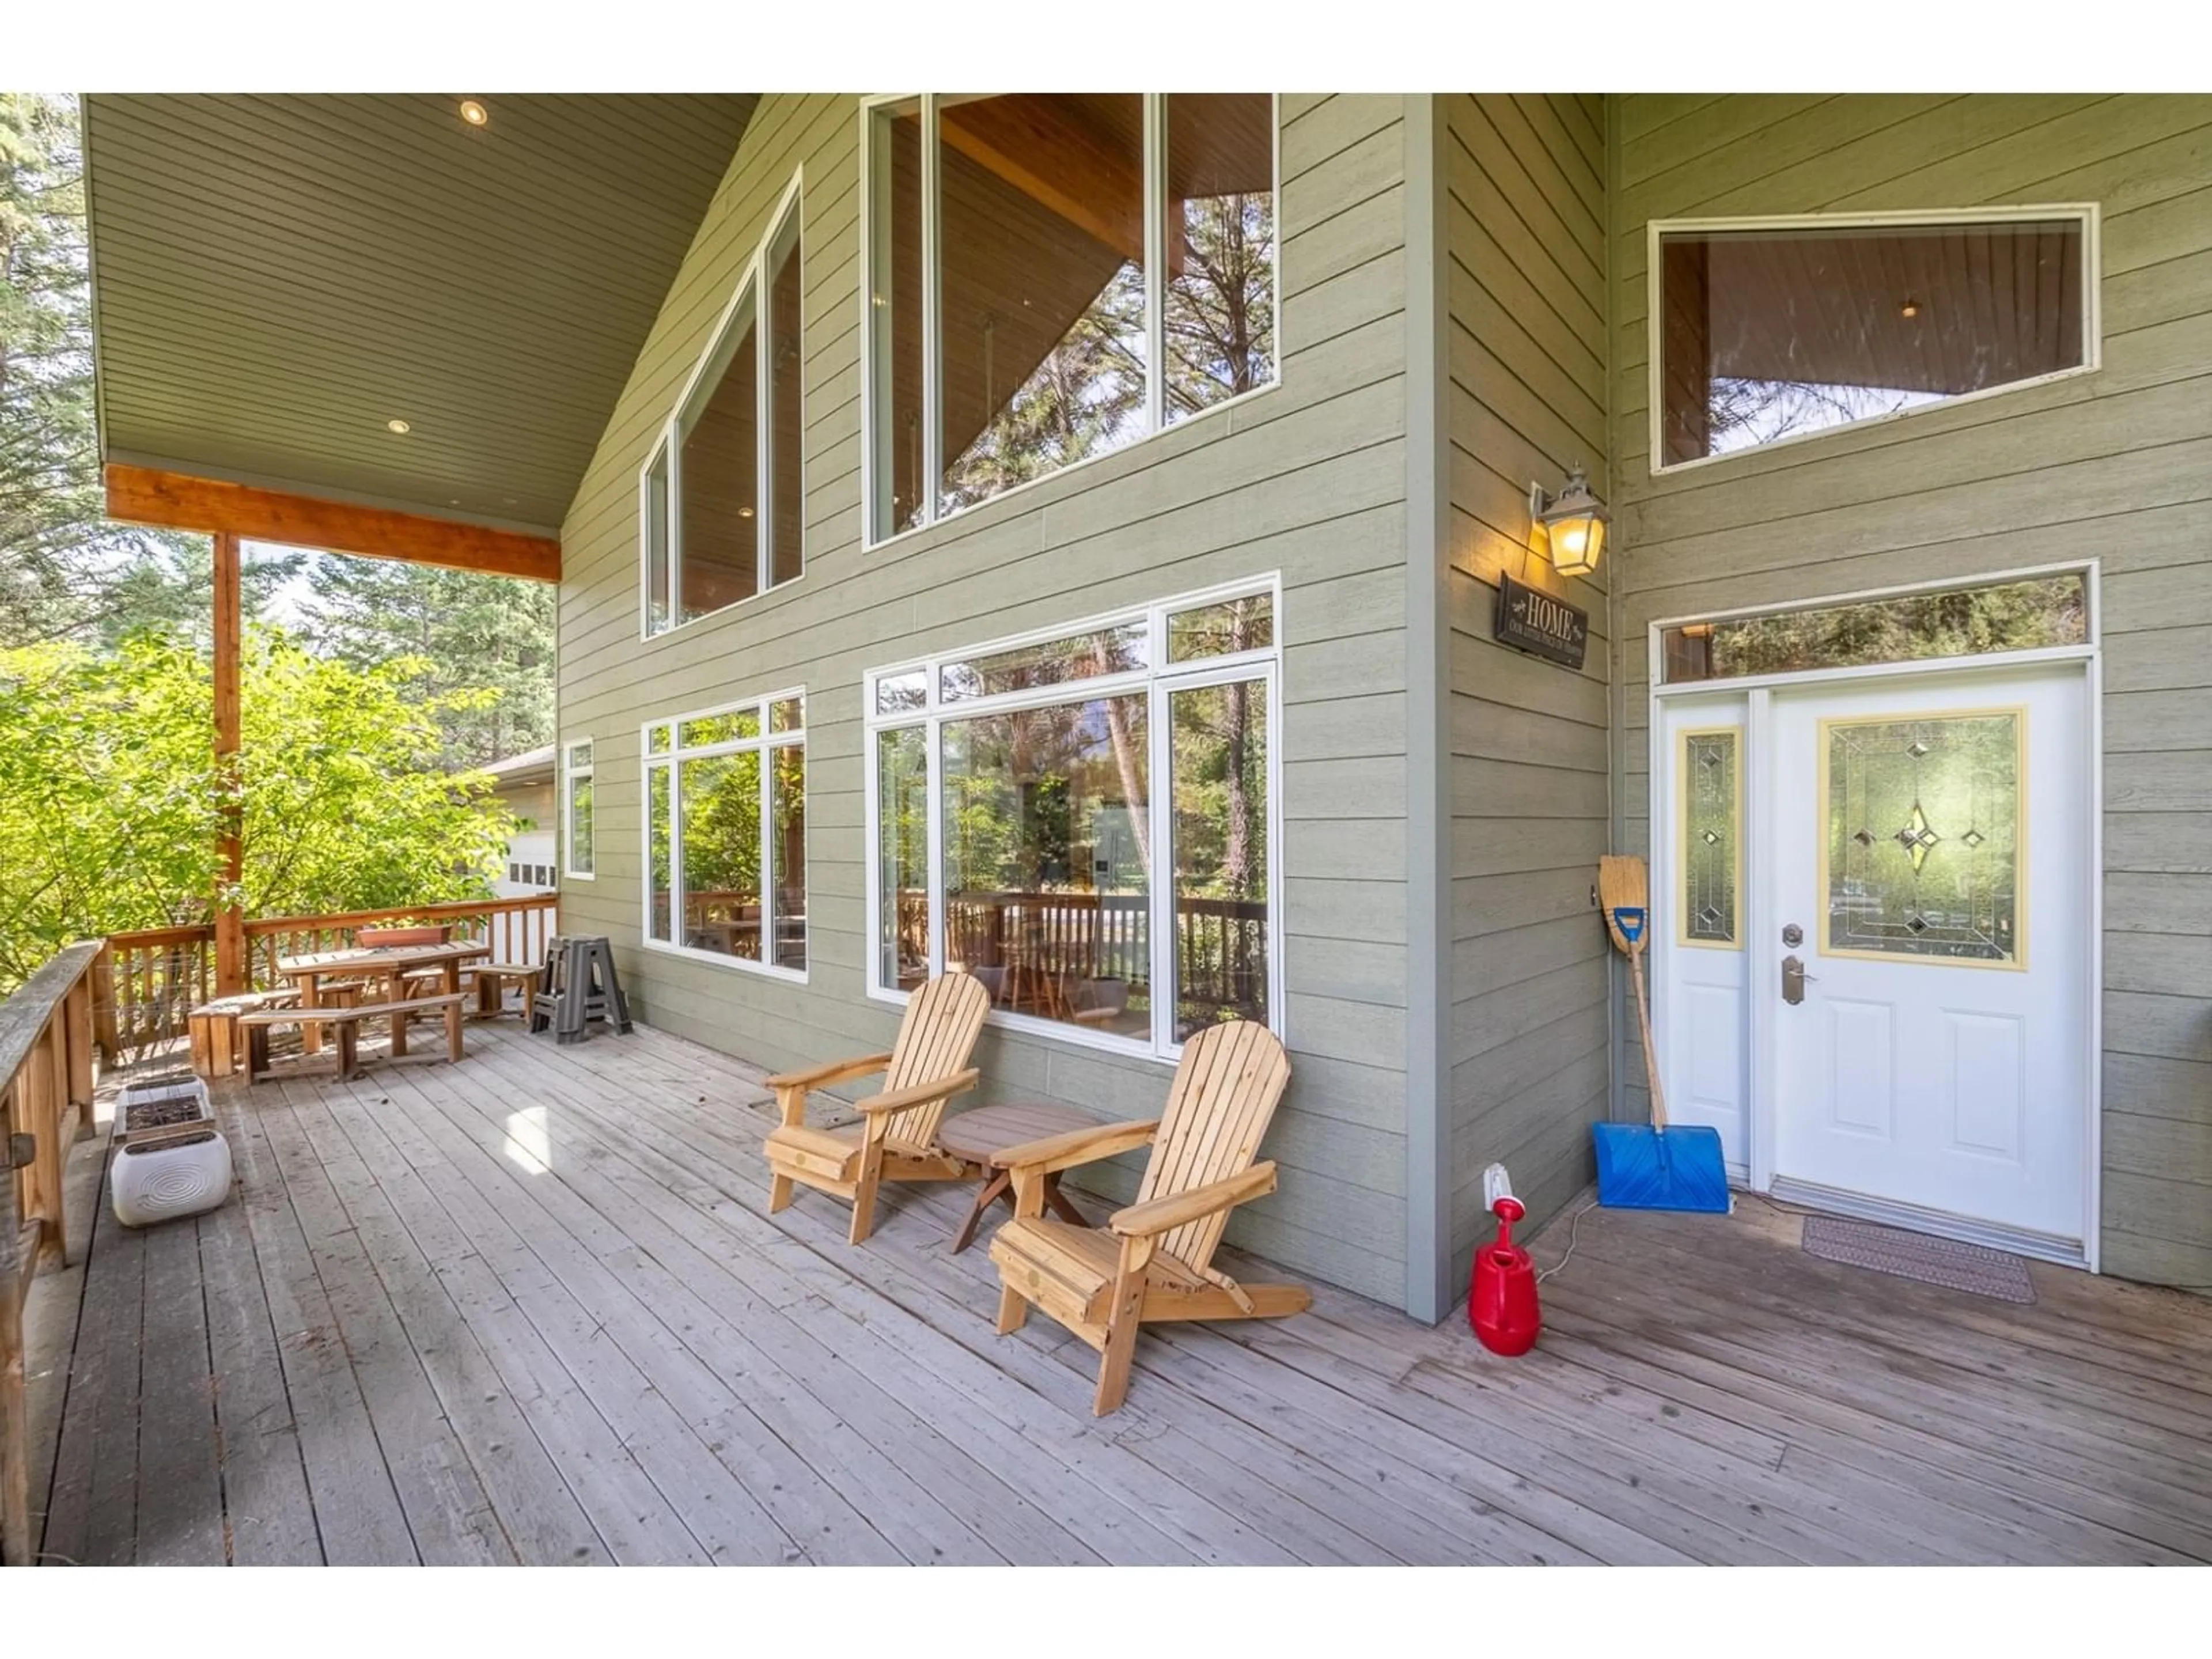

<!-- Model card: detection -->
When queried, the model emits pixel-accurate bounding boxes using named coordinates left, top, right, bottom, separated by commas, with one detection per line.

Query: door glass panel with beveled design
left=1822, top=710, right=2022, bottom=964
left=1681, top=728, right=1741, bottom=947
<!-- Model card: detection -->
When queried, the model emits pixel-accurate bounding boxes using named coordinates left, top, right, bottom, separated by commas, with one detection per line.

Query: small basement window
left=1651, top=209, right=2096, bottom=471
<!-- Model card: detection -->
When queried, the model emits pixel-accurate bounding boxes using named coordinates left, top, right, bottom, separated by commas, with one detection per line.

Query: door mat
left=1801, top=1215, right=2037, bottom=1304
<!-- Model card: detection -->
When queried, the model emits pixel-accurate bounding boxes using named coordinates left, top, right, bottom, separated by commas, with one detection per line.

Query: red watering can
left=1469, top=1185, right=1541, bottom=1357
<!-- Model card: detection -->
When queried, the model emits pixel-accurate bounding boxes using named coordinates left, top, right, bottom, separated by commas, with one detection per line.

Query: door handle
left=1781, top=955, right=1817, bottom=1005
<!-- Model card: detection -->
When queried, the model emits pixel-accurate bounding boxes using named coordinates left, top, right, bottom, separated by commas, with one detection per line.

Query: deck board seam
left=361, top=1053, right=922, bottom=1564
left=397, top=1037, right=1098, bottom=1563
left=465, top=1030, right=1249, bottom=1564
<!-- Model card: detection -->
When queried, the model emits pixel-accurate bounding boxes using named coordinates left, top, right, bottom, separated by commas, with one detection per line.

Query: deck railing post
left=90, top=946, right=118, bottom=1061
left=0, top=1290, right=26, bottom=1567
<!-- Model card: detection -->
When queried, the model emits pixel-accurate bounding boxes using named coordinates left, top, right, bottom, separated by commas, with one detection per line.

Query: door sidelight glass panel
left=1680, top=728, right=1741, bottom=947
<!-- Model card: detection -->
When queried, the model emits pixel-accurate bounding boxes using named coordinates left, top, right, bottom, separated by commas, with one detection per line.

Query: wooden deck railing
left=888, top=888, right=1269, bottom=1021
left=100, top=895, right=558, bottom=1054
left=1, top=940, right=100, bottom=1567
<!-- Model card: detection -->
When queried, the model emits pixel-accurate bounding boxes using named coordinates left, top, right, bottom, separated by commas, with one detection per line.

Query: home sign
left=1494, top=571, right=1589, bottom=670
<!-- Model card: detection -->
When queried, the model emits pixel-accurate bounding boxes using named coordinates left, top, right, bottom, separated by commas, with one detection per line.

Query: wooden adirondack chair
left=762, top=970, right=991, bottom=1244
left=987, top=1020, right=1310, bottom=1415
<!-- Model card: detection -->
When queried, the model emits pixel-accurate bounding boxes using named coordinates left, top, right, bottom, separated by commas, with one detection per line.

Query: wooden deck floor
left=22, top=1020, right=2212, bottom=1565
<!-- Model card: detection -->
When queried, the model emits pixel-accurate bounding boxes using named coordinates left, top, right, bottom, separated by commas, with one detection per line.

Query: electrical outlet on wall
left=1483, top=1162, right=1515, bottom=1212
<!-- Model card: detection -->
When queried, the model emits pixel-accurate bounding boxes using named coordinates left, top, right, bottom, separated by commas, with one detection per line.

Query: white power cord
left=1535, top=1196, right=1603, bottom=1284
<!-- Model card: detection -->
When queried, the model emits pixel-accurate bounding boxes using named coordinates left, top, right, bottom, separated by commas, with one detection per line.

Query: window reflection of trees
left=1706, top=376, right=1941, bottom=456
left=1664, top=576, right=2088, bottom=684
left=874, top=594, right=1275, bottom=1043
left=1165, top=190, right=1275, bottom=422
left=941, top=263, right=1149, bottom=514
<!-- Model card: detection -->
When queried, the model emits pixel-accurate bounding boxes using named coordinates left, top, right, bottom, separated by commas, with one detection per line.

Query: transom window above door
left=642, top=173, right=805, bottom=636
left=862, top=94, right=1279, bottom=546
left=1659, top=569, right=2090, bottom=685
left=1650, top=207, right=2096, bottom=471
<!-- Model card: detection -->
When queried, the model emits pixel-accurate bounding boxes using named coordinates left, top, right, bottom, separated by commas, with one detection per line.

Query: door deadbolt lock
left=1781, top=954, right=1816, bottom=1005
left=1781, top=922, right=1804, bottom=947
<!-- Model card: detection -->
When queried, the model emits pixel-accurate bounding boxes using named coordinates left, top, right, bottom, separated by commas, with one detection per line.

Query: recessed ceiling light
left=386, top=418, right=412, bottom=434
left=460, top=99, right=489, bottom=127
left=738, top=506, right=755, bottom=518
left=1899, top=299, right=1921, bottom=319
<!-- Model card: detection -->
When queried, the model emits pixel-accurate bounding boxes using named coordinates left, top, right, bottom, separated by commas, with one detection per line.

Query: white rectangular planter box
left=111, top=1071, right=232, bottom=1226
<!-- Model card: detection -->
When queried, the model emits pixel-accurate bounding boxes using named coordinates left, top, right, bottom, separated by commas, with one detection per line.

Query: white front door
left=1767, top=665, right=2090, bottom=1252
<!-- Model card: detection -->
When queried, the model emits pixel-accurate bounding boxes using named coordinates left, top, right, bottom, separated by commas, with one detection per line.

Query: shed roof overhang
left=83, top=93, right=759, bottom=581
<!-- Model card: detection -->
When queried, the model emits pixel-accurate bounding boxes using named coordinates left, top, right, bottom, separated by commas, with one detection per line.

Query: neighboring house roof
left=480, top=745, right=557, bottom=790
left=82, top=94, right=757, bottom=536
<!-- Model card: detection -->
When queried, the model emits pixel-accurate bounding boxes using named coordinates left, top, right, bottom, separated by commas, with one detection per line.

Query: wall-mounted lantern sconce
left=1529, top=467, right=1609, bottom=578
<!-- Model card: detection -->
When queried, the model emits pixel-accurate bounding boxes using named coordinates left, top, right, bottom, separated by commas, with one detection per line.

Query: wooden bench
left=187, top=988, right=302, bottom=1078
left=468, top=962, right=543, bottom=1020
left=240, top=992, right=469, bottom=1083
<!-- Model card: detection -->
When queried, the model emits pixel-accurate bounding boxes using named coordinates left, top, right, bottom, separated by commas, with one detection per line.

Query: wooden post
left=25, top=1038, right=62, bottom=1271
left=0, top=1288, right=26, bottom=1567
left=63, top=978, right=93, bottom=1122
left=214, top=531, right=247, bottom=997
left=89, top=947, right=118, bottom=1060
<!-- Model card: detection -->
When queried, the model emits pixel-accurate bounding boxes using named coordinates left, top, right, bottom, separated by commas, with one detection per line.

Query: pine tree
left=0, top=92, right=209, bottom=646
left=298, top=554, right=555, bottom=768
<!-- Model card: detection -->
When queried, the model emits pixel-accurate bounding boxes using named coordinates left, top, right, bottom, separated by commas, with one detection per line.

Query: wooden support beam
left=213, top=531, right=247, bottom=998
left=105, top=464, right=560, bottom=583
left=939, top=96, right=1145, bottom=264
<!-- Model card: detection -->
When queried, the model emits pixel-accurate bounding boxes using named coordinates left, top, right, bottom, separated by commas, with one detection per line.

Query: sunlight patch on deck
left=503, top=1104, right=552, bottom=1174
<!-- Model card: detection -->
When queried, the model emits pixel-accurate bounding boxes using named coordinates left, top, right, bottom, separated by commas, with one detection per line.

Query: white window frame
left=562, top=738, right=596, bottom=881
left=863, top=575, right=1284, bottom=1065
left=640, top=688, right=810, bottom=983
left=1646, top=203, right=2101, bottom=478
left=641, top=169, right=806, bottom=638
left=857, top=93, right=1284, bottom=551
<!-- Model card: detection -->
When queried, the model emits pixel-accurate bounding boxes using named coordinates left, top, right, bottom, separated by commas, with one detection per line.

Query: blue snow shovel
left=1592, top=857, right=1730, bottom=1213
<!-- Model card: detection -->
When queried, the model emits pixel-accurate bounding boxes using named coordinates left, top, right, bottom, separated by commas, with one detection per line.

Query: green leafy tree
left=0, top=626, right=514, bottom=988
left=299, top=553, right=555, bottom=767
left=0, top=91, right=212, bottom=646
left=676, top=752, right=763, bottom=897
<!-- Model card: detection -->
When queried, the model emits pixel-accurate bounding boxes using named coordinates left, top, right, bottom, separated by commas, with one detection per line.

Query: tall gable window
left=1651, top=208, right=2096, bottom=471
left=642, top=175, right=805, bottom=636
left=863, top=94, right=1277, bottom=545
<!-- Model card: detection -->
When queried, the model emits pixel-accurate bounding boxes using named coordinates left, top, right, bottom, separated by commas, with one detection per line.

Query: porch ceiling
left=83, top=94, right=757, bottom=539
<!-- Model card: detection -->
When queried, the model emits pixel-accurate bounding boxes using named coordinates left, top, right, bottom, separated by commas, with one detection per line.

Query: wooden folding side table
left=937, top=1102, right=1096, bottom=1253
